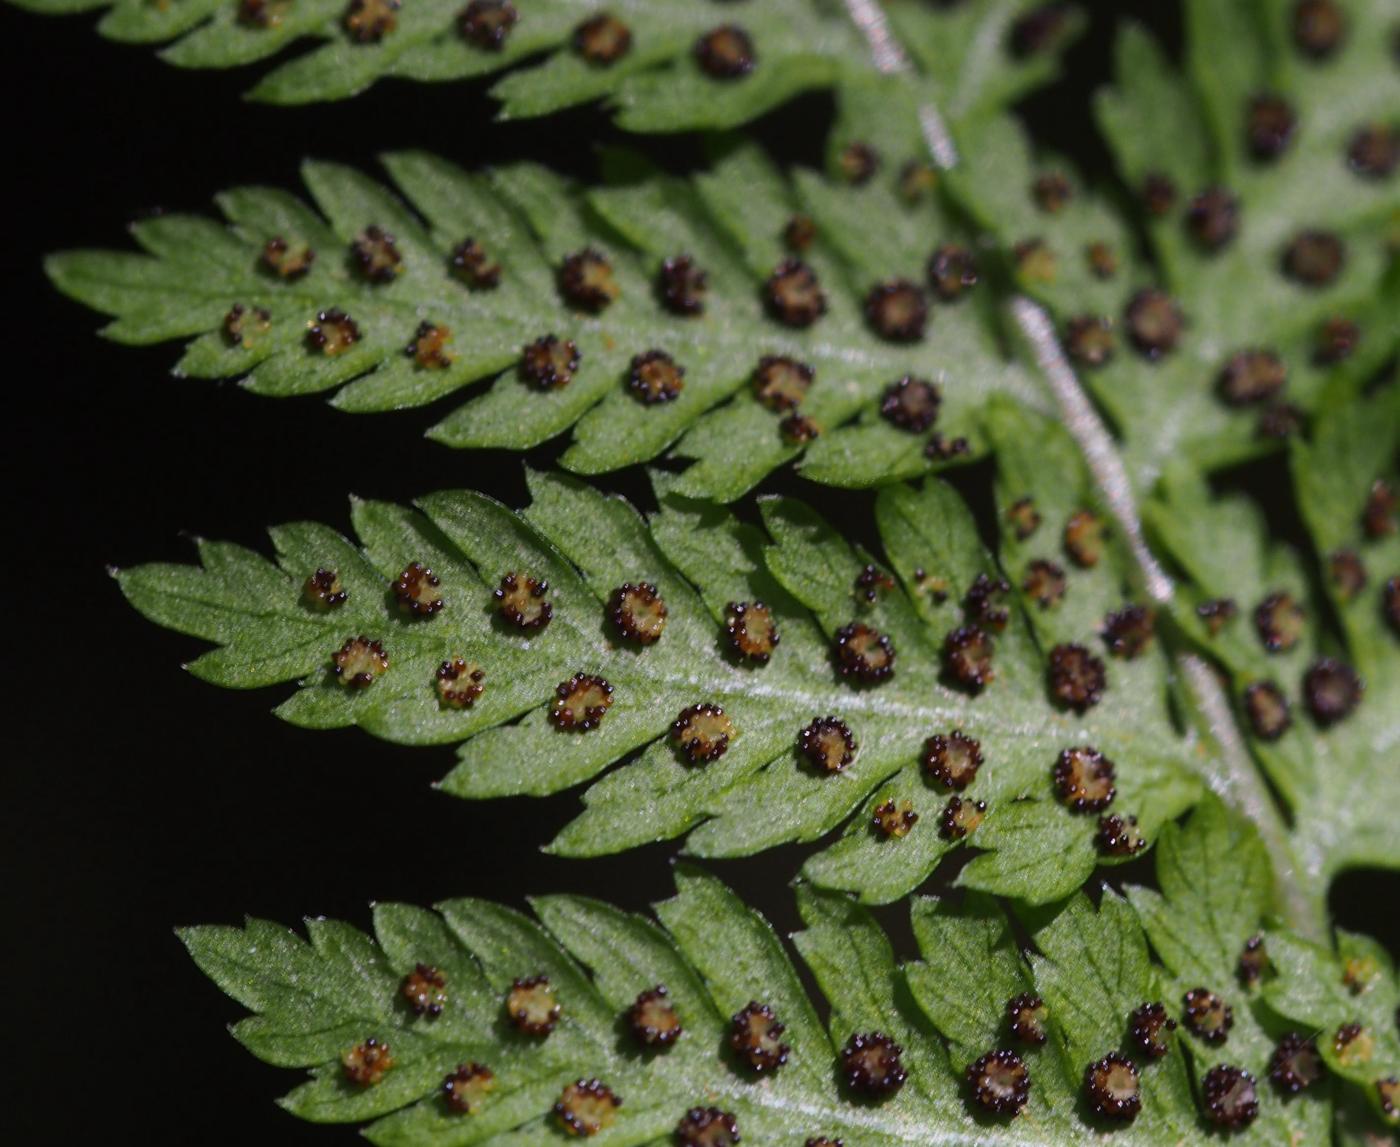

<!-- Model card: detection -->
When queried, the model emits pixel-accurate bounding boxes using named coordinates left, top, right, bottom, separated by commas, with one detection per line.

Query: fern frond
left=48, top=8, right=1397, bottom=504
left=831, top=2, right=1400, bottom=934
left=48, top=143, right=1045, bottom=502
left=946, top=4, right=1400, bottom=493
left=72, top=0, right=1396, bottom=925
left=118, top=435, right=1213, bottom=907
left=8, top=0, right=1080, bottom=122
left=1264, top=928, right=1400, bottom=1126
left=21, top=0, right=1400, bottom=1139
left=1144, top=385, right=1400, bottom=901
left=182, top=799, right=1399, bottom=1142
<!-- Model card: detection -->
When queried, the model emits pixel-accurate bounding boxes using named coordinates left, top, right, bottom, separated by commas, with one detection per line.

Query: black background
left=5, top=3, right=1394, bottom=1142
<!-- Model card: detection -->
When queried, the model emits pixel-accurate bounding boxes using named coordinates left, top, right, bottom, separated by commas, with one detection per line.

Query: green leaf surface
left=956, top=58, right=1400, bottom=497
left=184, top=801, right=1372, bottom=1142
left=33, top=7, right=1400, bottom=1142
left=1124, top=801, right=1329, bottom=1144
left=1265, top=928, right=1400, bottom=1127
left=48, top=144, right=1047, bottom=503
left=1095, top=1, right=1400, bottom=489
left=10, top=0, right=1079, bottom=126
left=120, top=462, right=1207, bottom=905
left=47, top=4, right=1397, bottom=504
left=1146, top=386, right=1400, bottom=901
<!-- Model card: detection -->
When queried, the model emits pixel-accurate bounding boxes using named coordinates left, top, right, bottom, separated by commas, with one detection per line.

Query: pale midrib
left=154, top=546, right=1144, bottom=745
left=372, top=977, right=1052, bottom=1147
left=118, top=233, right=1019, bottom=385
left=302, top=916, right=1050, bottom=1147
left=1006, top=298, right=1174, bottom=602
left=839, top=0, right=1318, bottom=939
left=707, top=1086, right=1042, bottom=1147
left=338, top=605, right=1167, bottom=749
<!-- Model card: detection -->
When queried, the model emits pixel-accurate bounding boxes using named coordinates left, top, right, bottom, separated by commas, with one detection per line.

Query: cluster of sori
left=18, top=0, right=1399, bottom=1140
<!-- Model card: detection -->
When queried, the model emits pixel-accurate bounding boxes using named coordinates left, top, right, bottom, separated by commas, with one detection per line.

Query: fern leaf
left=844, top=2, right=1400, bottom=928
left=947, top=5, right=1400, bottom=494
left=118, top=437, right=1212, bottom=906
left=49, top=7, right=1396, bottom=502
left=1264, top=928, right=1400, bottom=1127
left=1115, top=798, right=1335, bottom=1142
left=8, top=0, right=1080, bottom=120
left=1145, top=385, right=1400, bottom=908
left=182, top=798, right=1399, bottom=1142
left=47, top=143, right=1045, bottom=502
left=877, top=0, right=1083, bottom=127
left=68, top=0, right=1396, bottom=924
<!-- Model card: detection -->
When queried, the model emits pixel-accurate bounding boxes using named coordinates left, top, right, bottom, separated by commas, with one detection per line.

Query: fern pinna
left=117, top=408, right=1204, bottom=908
left=10, top=0, right=1081, bottom=119
left=182, top=802, right=1399, bottom=1142
left=11, top=0, right=1400, bottom=1141
left=47, top=142, right=1044, bottom=501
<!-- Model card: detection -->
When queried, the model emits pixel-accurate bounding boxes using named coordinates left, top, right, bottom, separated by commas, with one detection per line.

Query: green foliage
left=1266, top=928, right=1400, bottom=1125
left=183, top=800, right=1399, bottom=1142
left=92, top=0, right=1400, bottom=937
left=47, top=143, right=1043, bottom=502
left=9, top=0, right=1079, bottom=124
left=1124, top=799, right=1324, bottom=1141
left=12, top=0, right=856, bottom=116
left=44, top=8, right=1400, bottom=503
left=120, top=416, right=1207, bottom=906
left=953, top=4, right=1400, bottom=493
left=21, top=0, right=1400, bottom=1139
left=1146, top=385, right=1400, bottom=898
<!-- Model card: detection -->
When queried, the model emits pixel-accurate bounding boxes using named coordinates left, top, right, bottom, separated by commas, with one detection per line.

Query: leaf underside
left=28, top=0, right=1400, bottom=1140
left=43, top=0, right=1400, bottom=504
left=181, top=801, right=1399, bottom=1144
left=10, top=0, right=1081, bottom=127
left=47, top=140, right=1049, bottom=504
left=1146, top=386, right=1400, bottom=888
left=75, top=0, right=1398, bottom=933
left=121, top=403, right=1212, bottom=908
left=933, top=0, right=1400, bottom=493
